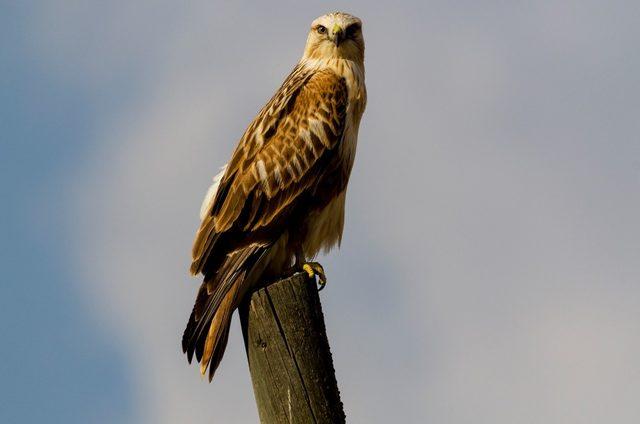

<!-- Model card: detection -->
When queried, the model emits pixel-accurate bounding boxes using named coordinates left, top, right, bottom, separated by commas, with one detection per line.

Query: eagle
left=182, top=12, right=367, bottom=381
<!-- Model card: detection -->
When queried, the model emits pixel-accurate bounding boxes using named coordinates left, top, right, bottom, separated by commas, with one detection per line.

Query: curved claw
left=302, top=262, right=327, bottom=291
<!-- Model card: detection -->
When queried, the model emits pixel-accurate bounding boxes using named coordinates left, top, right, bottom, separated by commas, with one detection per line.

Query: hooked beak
left=331, top=24, right=344, bottom=46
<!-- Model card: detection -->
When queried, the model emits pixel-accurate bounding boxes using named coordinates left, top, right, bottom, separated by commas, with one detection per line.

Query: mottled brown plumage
left=183, top=12, right=367, bottom=381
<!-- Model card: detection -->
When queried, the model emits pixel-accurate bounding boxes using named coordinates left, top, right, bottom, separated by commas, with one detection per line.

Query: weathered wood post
left=239, top=272, right=345, bottom=424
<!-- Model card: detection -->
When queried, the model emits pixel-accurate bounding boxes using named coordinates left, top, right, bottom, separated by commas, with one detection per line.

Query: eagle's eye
left=316, top=25, right=327, bottom=34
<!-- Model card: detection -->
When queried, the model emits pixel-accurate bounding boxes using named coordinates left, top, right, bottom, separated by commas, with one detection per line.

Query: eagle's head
left=303, top=12, right=364, bottom=63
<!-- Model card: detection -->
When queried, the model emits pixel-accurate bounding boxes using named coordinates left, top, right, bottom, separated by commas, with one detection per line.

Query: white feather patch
left=309, top=118, right=327, bottom=141
left=300, top=128, right=314, bottom=151
left=199, top=164, right=228, bottom=220
left=256, top=160, right=268, bottom=182
left=273, top=165, right=282, bottom=185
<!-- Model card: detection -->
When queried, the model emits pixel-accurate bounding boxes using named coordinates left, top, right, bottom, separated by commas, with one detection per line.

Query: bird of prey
left=182, top=12, right=367, bottom=381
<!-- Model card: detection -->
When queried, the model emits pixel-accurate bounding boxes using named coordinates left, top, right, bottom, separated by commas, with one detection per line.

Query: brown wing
left=190, top=67, right=349, bottom=275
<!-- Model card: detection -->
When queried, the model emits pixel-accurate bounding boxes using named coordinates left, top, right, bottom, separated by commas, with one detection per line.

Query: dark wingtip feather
left=195, top=331, right=205, bottom=362
left=182, top=307, right=197, bottom=361
left=183, top=283, right=210, bottom=363
left=181, top=319, right=191, bottom=353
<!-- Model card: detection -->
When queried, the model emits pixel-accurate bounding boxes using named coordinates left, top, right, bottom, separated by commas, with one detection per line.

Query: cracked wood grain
left=239, top=273, right=345, bottom=424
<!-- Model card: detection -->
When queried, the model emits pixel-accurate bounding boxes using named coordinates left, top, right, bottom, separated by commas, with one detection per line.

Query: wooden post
left=239, top=272, right=345, bottom=424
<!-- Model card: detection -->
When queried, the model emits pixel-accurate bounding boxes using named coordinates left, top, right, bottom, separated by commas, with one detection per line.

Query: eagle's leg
left=294, top=247, right=327, bottom=291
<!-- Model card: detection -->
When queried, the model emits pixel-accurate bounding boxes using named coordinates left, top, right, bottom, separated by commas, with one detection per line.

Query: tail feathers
left=200, top=284, right=237, bottom=380
left=182, top=245, right=269, bottom=381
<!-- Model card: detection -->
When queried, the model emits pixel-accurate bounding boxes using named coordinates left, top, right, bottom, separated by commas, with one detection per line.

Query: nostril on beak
left=333, top=31, right=344, bottom=46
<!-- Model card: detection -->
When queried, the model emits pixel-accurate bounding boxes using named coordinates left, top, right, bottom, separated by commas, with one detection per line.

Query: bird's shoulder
left=227, top=65, right=347, bottom=177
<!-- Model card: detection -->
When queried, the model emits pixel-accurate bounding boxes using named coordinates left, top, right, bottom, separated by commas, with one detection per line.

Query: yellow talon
left=303, top=263, right=315, bottom=278
left=301, top=262, right=327, bottom=291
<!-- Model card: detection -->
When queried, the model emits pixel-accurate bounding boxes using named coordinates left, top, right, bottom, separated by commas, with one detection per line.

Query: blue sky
left=1, top=3, right=132, bottom=423
left=2, top=1, right=640, bottom=423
